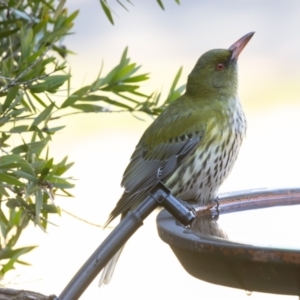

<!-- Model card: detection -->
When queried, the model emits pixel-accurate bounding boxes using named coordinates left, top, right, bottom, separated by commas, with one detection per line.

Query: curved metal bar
left=195, top=187, right=300, bottom=216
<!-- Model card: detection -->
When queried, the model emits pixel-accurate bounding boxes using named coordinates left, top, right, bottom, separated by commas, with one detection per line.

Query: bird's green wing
left=105, top=103, right=206, bottom=225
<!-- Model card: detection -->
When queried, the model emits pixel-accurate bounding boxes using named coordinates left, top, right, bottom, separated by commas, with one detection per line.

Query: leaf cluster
left=0, top=0, right=77, bottom=277
left=60, top=47, right=185, bottom=116
left=0, top=0, right=185, bottom=278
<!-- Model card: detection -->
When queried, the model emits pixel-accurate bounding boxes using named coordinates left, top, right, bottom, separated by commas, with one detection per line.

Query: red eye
left=216, top=63, right=225, bottom=71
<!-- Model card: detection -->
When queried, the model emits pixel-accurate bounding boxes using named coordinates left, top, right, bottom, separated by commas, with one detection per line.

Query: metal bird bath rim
left=156, top=187, right=300, bottom=296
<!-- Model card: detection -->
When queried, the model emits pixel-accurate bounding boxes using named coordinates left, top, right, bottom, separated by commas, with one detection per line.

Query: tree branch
left=0, top=287, right=56, bottom=300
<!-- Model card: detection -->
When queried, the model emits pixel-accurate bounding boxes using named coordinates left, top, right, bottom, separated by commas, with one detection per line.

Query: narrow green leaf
left=9, top=209, right=22, bottom=227
left=100, top=0, right=114, bottom=24
left=71, top=86, right=91, bottom=97
left=0, top=154, right=28, bottom=167
left=0, top=154, right=35, bottom=176
left=114, top=92, right=141, bottom=104
left=170, top=67, right=183, bottom=93
left=30, top=103, right=54, bottom=128
left=14, top=260, right=32, bottom=266
left=32, top=16, right=48, bottom=35
left=43, top=125, right=66, bottom=133
left=112, top=63, right=137, bottom=82
left=13, top=171, right=38, bottom=183
left=39, top=26, right=71, bottom=46
left=61, top=95, right=79, bottom=108
left=71, top=104, right=104, bottom=112
left=10, top=125, right=29, bottom=133
left=11, top=144, right=27, bottom=155
left=29, top=92, right=47, bottom=108
left=166, top=85, right=185, bottom=103
left=29, top=75, right=70, bottom=94
left=0, top=209, right=9, bottom=234
left=6, top=199, right=20, bottom=209
left=3, top=86, right=19, bottom=111
left=7, top=107, right=27, bottom=117
left=28, top=83, right=48, bottom=93
left=50, top=176, right=75, bottom=189
left=0, top=28, right=19, bottom=39
left=120, top=47, right=129, bottom=64
left=100, top=98, right=133, bottom=110
left=0, top=184, right=9, bottom=196
left=42, top=204, right=59, bottom=213
left=0, top=246, right=37, bottom=260
left=44, top=158, right=53, bottom=170
left=44, top=74, right=71, bottom=92
left=122, top=74, right=150, bottom=83
left=0, top=115, right=10, bottom=126
left=156, top=0, right=165, bottom=10
left=53, top=0, right=67, bottom=20
left=35, top=189, right=43, bottom=225
left=116, top=0, right=129, bottom=11
left=99, top=65, right=121, bottom=87
left=39, top=158, right=53, bottom=180
left=25, top=48, right=46, bottom=65
left=90, top=63, right=104, bottom=91
left=81, top=95, right=110, bottom=102
left=20, top=28, right=34, bottom=63
left=23, top=90, right=37, bottom=112
left=12, top=138, right=49, bottom=155
left=55, top=162, right=74, bottom=176
left=0, top=173, right=26, bottom=187
left=103, top=84, right=139, bottom=93
left=60, top=189, right=74, bottom=197
left=59, top=156, right=68, bottom=166
left=64, top=10, right=80, bottom=25
left=60, top=86, right=91, bottom=108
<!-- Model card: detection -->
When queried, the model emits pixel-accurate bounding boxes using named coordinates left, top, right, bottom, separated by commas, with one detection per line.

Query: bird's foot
left=211, top=197, right=220, bottom=220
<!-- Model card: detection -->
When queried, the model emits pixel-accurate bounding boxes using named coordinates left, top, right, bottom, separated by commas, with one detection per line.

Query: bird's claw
left=211, top=197, right=220, bottom=220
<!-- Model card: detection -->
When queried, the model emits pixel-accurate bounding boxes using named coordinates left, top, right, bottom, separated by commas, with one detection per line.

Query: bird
left=99, top=32, right=254, bottom=286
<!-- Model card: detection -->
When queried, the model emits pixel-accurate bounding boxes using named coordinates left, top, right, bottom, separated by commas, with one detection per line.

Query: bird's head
left=187, top=32, right=254, bottom=98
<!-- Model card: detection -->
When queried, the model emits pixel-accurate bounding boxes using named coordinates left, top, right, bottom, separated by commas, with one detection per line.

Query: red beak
left=229, top=32, right=255, bottom=61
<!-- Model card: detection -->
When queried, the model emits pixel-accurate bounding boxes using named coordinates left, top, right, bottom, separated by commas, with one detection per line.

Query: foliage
left=99, top=0, right=181, bottom=25
left=0, top=0, right=76, bottom=279
left=0, top=0, right=184, bottom=279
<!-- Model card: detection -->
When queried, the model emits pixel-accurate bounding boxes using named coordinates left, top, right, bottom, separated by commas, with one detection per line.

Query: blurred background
left=5, top=1, right=300, bottom=299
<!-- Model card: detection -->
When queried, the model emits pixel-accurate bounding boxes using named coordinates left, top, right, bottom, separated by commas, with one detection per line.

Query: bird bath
left=156, top=188, right=300, bottom=296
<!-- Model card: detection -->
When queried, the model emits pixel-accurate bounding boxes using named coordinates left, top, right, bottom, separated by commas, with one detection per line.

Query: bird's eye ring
left=216, top=63, right=225, bottom=71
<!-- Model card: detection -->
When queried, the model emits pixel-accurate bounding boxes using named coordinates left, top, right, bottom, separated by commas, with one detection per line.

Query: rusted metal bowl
left=156, top=188, right=300, bottom=295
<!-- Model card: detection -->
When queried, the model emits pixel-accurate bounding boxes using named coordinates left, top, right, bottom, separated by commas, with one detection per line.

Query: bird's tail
left=98, top=245, right=125, bottom=287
